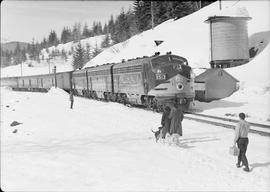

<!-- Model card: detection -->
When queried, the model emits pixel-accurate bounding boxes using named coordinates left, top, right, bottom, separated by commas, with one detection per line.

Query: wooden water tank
left=205, top=16, right=251, bottom=67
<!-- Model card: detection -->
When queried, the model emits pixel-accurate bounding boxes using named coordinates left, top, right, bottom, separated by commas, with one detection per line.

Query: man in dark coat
left=70, top=91, right=74, bottom=109
left=169, top=103, right=184, bottom=136
left=169, top=103, right=184, bottom=144
left=161, top=105, right=171, bottom=139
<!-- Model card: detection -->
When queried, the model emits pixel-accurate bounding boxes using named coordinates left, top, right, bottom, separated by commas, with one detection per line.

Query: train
left=1, top=52, right=195, bottom=111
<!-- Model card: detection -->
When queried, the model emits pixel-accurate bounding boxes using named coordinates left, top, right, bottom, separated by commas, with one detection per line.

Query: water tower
left=205, top=7, right=252, bottom=68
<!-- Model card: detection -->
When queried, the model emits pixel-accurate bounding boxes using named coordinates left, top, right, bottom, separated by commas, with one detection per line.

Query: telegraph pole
left=20, top=62, right=23, bottom=76
left=151, top=1, right=154, bottom=29
left=54, top=66, right=57, bottom=88
left=219, top=0, right=222, bottom=10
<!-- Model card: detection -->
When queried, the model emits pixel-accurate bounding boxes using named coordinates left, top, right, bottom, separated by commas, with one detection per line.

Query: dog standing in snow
left=151, top=127, right=163, bottom=142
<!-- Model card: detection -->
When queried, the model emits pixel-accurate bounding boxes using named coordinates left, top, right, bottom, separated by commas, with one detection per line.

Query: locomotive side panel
left=87, top=64, right=113, bottom=98
left=113, top=59, right=150, bottom=104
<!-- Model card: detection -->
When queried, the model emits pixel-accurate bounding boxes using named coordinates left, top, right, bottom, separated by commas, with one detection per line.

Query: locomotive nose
left=148, top=74, right=186, bottom=100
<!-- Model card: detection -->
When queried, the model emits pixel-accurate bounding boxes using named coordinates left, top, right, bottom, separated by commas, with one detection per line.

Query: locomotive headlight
left=157, top=69, right=162, bottom=74
left=177, top=83, right=184, bottom=90
left=175, top=76, right=181, bottom=82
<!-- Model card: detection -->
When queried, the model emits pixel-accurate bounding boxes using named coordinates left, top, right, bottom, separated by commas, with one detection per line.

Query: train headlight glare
left=177, top=83, right=184, bottom=90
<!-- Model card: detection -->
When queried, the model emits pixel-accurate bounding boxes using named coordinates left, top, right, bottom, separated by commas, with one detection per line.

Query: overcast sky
left=1, top=1, right=133, bottom=43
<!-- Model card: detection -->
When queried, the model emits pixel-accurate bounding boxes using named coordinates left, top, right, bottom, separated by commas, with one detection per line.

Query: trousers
left=237, top=137, right=249, bottom=167
left=70, top=100, right=74, bottom=109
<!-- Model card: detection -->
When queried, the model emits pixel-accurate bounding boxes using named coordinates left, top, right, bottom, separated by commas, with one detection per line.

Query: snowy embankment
left=1, top=88, right=270, bottom=191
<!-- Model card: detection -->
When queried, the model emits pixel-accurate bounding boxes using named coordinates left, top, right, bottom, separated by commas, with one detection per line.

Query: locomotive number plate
left=156, top=74, right=166, bottom=80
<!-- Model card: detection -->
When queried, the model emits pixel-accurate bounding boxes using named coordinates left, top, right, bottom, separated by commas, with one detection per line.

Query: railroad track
left=184, top=112, right=270, bottom=136
left=84, top=97, right=270, bottom=136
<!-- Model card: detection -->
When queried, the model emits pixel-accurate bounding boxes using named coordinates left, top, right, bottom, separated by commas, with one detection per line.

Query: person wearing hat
left=161, top=105, right=171, bottom=139
left=233, top=112, right=250, bottom=172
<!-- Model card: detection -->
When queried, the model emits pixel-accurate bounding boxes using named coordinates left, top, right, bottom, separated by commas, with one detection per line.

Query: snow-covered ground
left=1, top=87, right=270, bottom=191
left=192, top=89, right=270, bottom=125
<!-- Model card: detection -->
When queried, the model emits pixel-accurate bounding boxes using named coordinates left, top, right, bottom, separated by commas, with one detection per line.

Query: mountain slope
left=1, top=41, right=29, bottom=52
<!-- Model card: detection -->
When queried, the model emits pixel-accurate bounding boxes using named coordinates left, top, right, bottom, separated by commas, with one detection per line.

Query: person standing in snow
left=233, top=112, right=250, bottom=172
left=161, top=105, right=171, bottom=139
left=169, top=102, right=184, bottom=144
left=70, top=90, right=74, bottom=109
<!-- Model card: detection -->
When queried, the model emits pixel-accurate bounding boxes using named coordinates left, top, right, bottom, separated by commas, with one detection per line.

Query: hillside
left=1, top=35, right=106, bottom=76
left=1, top=41, right=29, bottom=52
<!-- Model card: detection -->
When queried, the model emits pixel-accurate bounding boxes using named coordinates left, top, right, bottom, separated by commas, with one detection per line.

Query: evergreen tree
left=84, top=43, right=91, bottom=63
left=29, top=39, right=36, bottom=60
left=61, top=49, right=68, bottom=62
left=108, top=15, right=115, bottom=35
left=92, top=42, right=101, bottom=57
left=103, top=23, right=108, bottom=34
left=101, top=33, right=110, bottom=48
left=40, top=37, right=48, bottom=49
left=72, top=22, right=82, bottom=42
left=48, top=30, right=59, bottom=46
left=114, top=9, right=130, bottom=43
left=126, top=8, right=139, bottom=37
left=21, top=48, right=27, bottom=62
left=14, top=42, right=22, bottom=64
left=72, top=41, right=85, bottom=69
left=134, top=0, right=152, bottom=32
left=97, top=21, right=103, bottom=35
left=82, top=23, right=93, bottom=38
left=61, top=27, right=72, bottom=44
left=92, top=21, right=99, bottom=36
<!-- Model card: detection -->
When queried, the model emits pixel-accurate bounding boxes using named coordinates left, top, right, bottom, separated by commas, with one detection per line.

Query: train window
left=22, top=80, right=24, bottom=87
left=29, top=79, right=31, bottom=87
left=151, top=55, right=187, bottom=69
left=41, top=79, right=43, bottom=88
left=151, top=55, right=191, bottom=79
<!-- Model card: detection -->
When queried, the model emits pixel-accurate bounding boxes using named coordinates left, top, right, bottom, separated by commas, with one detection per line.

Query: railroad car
left=1, top=76, right=18, bottom=89
left=1, top=72, right=72, bottom=92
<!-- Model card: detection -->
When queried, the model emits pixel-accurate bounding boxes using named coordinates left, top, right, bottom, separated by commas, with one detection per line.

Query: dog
left=151, top=126, right=163, bottom=142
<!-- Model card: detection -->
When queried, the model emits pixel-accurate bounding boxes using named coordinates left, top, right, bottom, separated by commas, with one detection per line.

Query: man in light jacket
left=233, top=112, right=250, bottom=172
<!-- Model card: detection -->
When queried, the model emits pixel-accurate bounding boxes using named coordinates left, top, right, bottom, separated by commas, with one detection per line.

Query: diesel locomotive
left=1, top=53, right=195, bottom=111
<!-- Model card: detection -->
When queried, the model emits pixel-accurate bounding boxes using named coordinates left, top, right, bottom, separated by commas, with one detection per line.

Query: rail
left=184, top=112, right=270, bottom=136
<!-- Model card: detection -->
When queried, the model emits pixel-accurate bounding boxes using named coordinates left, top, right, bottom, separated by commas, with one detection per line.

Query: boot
left=243, top=167, right=250, bottom=172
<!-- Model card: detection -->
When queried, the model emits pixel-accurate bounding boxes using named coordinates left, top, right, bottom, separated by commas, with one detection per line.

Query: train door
left=89, top=76, right=93, bottom=91
left=143, top=63, right=150, bottom=94
left=105, top=76, right=108, bottom=91
left=41, top=78, right=43, bottom=88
